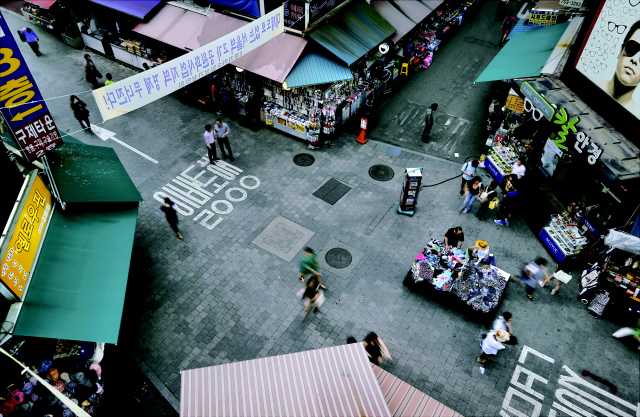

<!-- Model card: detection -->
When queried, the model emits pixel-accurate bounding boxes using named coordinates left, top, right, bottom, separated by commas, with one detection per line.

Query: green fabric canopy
left=285, top=51, right=353, bottom=88
left=13, top=203, right=139, bottom=344
left=475, top=22, right=569, bottom=83
left=47, top=142, right=142, bottom=203
left=309, top=1, right=396, bottom=65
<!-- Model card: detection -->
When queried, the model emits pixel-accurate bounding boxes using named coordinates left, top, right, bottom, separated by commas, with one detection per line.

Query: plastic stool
left=400, top=63, right=409, bottom=76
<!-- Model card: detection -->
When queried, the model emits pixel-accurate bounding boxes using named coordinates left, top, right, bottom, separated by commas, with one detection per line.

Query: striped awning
left=372, top=364, right=463, bottom=417
left=506, top=18, right=544, bottom=41
left=180, top=343, right=391, bottom=417
left=285, top=51, right=353, bottom=88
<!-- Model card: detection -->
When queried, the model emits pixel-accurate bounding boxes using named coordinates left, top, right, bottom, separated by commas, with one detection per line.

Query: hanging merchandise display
left=539, top=202, right=591, bottom=262
left=403, top=239, right=510, bottom=316
left=21, top=1, right=82, bottom=48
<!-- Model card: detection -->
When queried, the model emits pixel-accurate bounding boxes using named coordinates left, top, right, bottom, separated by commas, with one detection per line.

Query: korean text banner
left=93, top=6, right=284, bottom=121
left=0, top=12, right=64, bottom=161
left=1, top=172, right=53, bottom=300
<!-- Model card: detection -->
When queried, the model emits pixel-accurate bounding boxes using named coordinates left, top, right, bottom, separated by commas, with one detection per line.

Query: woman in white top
left=510, top=158, right=526, bottom=179
left=539, top=262, right=572, bottom=295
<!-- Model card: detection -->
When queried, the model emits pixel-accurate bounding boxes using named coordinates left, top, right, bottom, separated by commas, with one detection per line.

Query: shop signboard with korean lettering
left=520, top=82, right=555, bottom=120
left=308, top=0, right=348, bottom=25
left=551, top=109, right=603, bottom=165
left=93, top=6, right=284, bottom=122
left=0, top=172, right=53, bottom=301
left=283, top=0, right=306, bottom=31
left=0, top=12, right=64, bottom=161
left=528, top=9, right=559, bottom=26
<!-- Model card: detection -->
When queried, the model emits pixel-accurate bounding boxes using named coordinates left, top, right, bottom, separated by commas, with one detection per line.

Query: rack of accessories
left=484, top=121, right=533, bottom=183
left=22, top=2, right=55, bottom=30
left=261, top=80, right=321, bottom=141
left=539, top=203, right=591, bottom=262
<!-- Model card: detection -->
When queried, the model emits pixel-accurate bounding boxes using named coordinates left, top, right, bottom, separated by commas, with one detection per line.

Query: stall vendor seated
left=466, top=239, right=491, bottom=265
left=444, top=227, right=465, bottom=249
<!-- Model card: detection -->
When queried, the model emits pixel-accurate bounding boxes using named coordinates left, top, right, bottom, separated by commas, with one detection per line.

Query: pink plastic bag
left=423, top=55, right=433, bottom=69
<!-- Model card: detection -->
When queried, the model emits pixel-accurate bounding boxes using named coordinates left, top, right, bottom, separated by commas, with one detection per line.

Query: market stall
left=22, top=0, right=83, bottom=48
left=403, top=239, right=510, bottom=320
left=539, top=202, right=592, bottom=262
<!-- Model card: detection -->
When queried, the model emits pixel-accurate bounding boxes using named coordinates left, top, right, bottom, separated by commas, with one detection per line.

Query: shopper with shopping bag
left=300, top=277, right=325, bottom=319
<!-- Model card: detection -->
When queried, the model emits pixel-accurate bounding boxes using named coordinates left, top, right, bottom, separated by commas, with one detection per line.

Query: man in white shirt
left=510, top=158, right=526, bottom=179
left=204, top=124, right=218, bottom=165
left=477, top=330, right=509, bottom=363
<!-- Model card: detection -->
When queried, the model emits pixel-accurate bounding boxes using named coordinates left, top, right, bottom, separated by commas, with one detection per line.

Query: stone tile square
left=387, top=146, right=402, bottom=156
left=312, top=178, right=352, bottom=205
left=374, top=143, right=390, bottom=153
left=316, top=238, right=365, bottom=280
left=251, top=216, right=315, bottom=262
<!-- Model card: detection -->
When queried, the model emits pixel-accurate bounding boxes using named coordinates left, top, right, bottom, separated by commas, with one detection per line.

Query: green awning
left=475, top=22, right=569, bottom=83
left=13, top=203, right=139, bottom=344
left=285, top=51, right=353, bottom=88
left=309, top=1, right=396, bottom=65
left=48, top=142, right=142, bottom=203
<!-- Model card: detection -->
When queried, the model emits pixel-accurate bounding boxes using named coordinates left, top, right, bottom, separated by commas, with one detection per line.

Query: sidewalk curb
left=0, top=7, right=22, bottom=18
left=135, top=356, right=181, bottom=413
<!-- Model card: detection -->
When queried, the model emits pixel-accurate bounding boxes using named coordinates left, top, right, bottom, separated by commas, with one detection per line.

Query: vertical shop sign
left=0, top=172, right=53, bottom=301
left=0, top=12, right=64, bottom=161
left=93, top=6, right=284, bottom=121
left=573, top=131, right=602, bottom=165
left=520, top=82, right=555, bottom=120
left=283, top=0, right=306, bottom=31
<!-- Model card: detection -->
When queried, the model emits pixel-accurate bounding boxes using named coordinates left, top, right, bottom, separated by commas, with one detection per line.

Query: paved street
left=3, top=7, right=639, bottom=417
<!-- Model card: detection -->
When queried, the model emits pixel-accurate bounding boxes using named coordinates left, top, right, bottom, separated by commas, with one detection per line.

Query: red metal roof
left=26, top=0, right=57, bottom=9
left=372, top=364, right=463, bottom=417
left=180, top=343, right=391, bottom=417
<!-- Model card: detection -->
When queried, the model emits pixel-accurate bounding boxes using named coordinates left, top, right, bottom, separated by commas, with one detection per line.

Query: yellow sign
left=1, top=173, right=52, bottom=300
left=506, top=95, right=525, bottom=113
left=295, top=123, right=305, bottom=133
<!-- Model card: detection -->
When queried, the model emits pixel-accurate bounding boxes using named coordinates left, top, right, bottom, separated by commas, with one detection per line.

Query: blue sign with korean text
left=0, top=12, right=63, bottom=161
left=484, top=157, right=504, bottom=184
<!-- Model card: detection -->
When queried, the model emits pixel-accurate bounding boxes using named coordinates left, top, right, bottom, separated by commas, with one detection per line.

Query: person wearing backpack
left=460, top=160, right=479, bottom=195
left=476, top=180, right=500, bottom=220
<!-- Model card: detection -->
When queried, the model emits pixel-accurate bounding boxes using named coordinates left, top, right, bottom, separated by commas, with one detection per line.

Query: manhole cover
left=436, top=116, right=453, bottom=126
left=326, top=248, right=352, bottom=269
left=368, top=164, right=395, bottom=181
left=293, top=153, right=315, bottom=166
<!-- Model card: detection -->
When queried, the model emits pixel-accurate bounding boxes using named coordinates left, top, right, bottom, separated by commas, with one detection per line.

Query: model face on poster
left=601, top=21, right=640, bottom=110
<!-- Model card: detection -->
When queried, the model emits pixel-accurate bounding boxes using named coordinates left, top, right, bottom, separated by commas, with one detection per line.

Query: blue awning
left=285, top=51, right=353, bottom=88
left=475, top=22, right=569, bottom=83
left=309, top=1, right=396, bottom=65
left=89, top=0, right=163, bottom=20
left=507, top=18, right=544, bottom=41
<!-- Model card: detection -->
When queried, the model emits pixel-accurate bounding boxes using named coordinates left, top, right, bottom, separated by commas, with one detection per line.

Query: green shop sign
left=520, top=82, right=555, bottom=121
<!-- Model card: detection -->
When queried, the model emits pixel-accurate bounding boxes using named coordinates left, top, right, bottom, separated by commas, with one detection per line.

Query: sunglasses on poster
left=608, top=21, right=627, bottom=33
left=630, top=0, right=640, bottom=7
left=623, top=39, right=640, bottom=56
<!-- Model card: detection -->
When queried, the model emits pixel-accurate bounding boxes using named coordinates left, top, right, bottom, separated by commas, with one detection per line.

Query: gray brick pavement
left=5, top=11, right=639, bottom=416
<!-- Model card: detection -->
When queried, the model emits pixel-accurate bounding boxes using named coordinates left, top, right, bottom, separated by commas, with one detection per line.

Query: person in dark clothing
left=497, top=0, right=509, bottom=21
left=303, top=276, right=321, bottom=319
left=363, top=332, right=392, bottom=365
left=476, top=180, right=500, bottom=220
left=70, top=95, right=92, bottom=133
left=161, top=197, right=182, bottom=239
left=84, top=54, right=102, bottom=89
left=19, top=27, right=41, bottom=56
left=444, top=227, right=464, bottom=249
left=422, top=103, right=438, bottom=143
left=502, top=13, right=516, bottom=43
left=522, top=257, right=549, bottom=301
left=495, top=178, right=520, bottom=226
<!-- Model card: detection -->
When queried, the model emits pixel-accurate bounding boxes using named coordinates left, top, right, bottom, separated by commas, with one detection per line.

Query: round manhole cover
left=326, top=248, right=352, bottom=269
left=368, top=164, right=395, bottom=181
left=293, top=153, right=315, bottom=166
left=436, top=116, right=453, bottom=126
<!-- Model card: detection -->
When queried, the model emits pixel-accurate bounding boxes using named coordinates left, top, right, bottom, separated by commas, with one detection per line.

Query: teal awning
left=285, top=51, right=353, bottom=88
left=506, top=18, right=544, bottom=41
left=309, top=1, right=396, bottom=65
left=48, top=142, right=142, bottom=203
left=14, top=203, right=139, bottom=344
left=475, top=22, right=569, bottom=83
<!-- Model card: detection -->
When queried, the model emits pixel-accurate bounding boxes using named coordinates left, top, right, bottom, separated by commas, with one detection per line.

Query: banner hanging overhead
left=92, top=6, right=284, bottom=121
left=0, top=12, right=64, bottom=161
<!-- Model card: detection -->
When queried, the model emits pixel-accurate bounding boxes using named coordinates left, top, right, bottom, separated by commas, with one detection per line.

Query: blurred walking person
left=302, top=276, right=324, bottom=319
left=522, top=257, right=549, bottom=301
left=363, top=332, right=392, bottom=365
left=19, top=27, right=41, bottom=56
left=161, top=197, right=183, bottom=239
left=299, top=247, right=327, bottom=289
left=70, top=95, right=92, bottom=133
left=84, top=54, right=102, bottom=89
left=477, top=330, right=509, bottom=363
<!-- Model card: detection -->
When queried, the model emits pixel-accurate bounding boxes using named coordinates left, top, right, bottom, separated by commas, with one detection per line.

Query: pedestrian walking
left=204, top=124, right=218, bottom=165
left=496, top=0, right=509, bottom=21
left=84, top=54, right=102, bottom=89
left=476, top=180, right=500, bottom=220
left=538, top=261, right=572, bottom=295
left=70, top=95, right=92, bottom=133
left=363, top=332, right=392, bottom=365
left=444, top=226, right=464, bottom=250
left=460, top=160, right=479, bottom=195
left=299, top=247, right=327, bottom=289
left=494, top=178, right=520, bottom=226
left=612, top=318, right=640, bottom=350
left=491, top=312, right=518, bottom=345
left=459, top=176, right=483, bottom=213
left=522, top=257, right=549, bottom=301
left=211, top=81, right=221, bottom=114
left=213, top=119, right=234, bottom=161
left=104, top=73, right=114, bottom=86
left=422, top=103, right=438, bottom=143
left=477, top=330, right=509, bottom=363
left=160, top=197, right=183, bottom=239
left=19, top=27, right=41, bottom=56
left=501, top=13, right=516, bottom=43
left=302, top=276, right=325, bottom=319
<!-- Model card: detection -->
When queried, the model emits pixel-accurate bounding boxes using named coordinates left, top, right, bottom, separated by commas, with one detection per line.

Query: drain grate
left=293, top=153, right=315, bottom=166
left=464, top=36, right=502, bottom=50
left=369, top=164, right=395, bottom=181
left=326, top=248, right=352, bottom=269
left=313, top=178, right=351, bottom=205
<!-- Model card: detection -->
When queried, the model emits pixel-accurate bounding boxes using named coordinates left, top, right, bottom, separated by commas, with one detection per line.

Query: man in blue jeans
left=460, top=160, right=479, bottom=195
left=213, top=119, right=234, bottom=162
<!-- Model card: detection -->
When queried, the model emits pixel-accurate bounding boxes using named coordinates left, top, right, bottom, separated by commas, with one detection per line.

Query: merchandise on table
left=23, top=3, right=55, bottom=29
left=409, top=239, right=509, bottom=312
left=540, top=202, right=592, bottom=261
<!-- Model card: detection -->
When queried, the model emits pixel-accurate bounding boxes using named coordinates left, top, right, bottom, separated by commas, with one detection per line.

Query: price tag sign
left=559, top=0, right=583, bottom=8
left=505, top=95, right=525, bottom=113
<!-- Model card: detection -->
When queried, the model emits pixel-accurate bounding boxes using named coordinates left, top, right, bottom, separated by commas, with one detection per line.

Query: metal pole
left=41, top=154, right=65, bottom=210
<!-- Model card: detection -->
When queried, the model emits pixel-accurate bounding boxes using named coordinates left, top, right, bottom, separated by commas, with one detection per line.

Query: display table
left=81, top=32, right=106, bottom=54
left=111, top=44, right=153, bottom=70
left=403, top=239, right=510, bottom=322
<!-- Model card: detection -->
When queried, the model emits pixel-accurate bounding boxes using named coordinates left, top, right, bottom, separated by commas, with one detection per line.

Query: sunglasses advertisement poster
left=574, top=0, right=640, bottom=119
